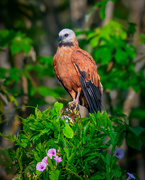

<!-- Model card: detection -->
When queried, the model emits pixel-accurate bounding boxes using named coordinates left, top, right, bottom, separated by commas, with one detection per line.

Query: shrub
left=1, top=102, right=142, bottom=179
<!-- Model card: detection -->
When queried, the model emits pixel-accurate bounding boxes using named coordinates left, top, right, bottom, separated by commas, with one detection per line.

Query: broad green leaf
left=127, top=132, right=142, bottom=150
left=53, top=101, right=63, bottom=113
left=63, top=123, right=74, bottom=138
left=0, top=29, right=17, bottom=46
left=94, top=46, right=112, bottom=63
left=129, top=126, right=144, bottom=136
left=10, top=42, right=21, bottom=54
left=114, top=47, right=127, bottom=64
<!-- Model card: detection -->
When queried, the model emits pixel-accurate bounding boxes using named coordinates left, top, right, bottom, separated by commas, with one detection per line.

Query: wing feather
left=71, top=50, right=102, bottom=113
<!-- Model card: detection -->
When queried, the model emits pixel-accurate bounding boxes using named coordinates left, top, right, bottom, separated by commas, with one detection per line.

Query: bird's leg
left=69, top=91, right=80, bottom=107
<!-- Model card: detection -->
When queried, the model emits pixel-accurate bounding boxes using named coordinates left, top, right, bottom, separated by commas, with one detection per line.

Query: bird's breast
left=56, top=48, right=81, bottom=91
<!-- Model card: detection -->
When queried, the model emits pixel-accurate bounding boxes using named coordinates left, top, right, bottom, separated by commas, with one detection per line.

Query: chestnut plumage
left=53, top=28, right=102, bottom=113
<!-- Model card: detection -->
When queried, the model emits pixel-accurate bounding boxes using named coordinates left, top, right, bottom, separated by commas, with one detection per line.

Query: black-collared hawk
left=53, top=29, right=102, bottom=113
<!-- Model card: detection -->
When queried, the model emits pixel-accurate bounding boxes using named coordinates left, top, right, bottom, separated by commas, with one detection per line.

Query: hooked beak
left=58, top=36, right=62, bottom=43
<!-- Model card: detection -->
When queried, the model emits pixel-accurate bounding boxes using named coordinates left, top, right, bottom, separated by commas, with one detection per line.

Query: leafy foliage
left=0, top=29, right=63, bottom=111
left=0, top=102, right=142, bottom=179
left=78, top=20, right=145, bottom=92
left=0, top=29, right=33, bottom=54
left=0, top=1, right=145, bottom=179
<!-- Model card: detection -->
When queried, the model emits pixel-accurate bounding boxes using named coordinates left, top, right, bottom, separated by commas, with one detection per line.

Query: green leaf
left=127, top=132, right=142, bottom=150
left=39, top=56, right=53, bottom=65
left=36, top=170, right=43, bottom=177
left=0, top=29, right=17, bottom=46
left=85, top=155, right=97, bottom=161
left=63, top=123, right=74, bottom=138
left=35, top=107, right=42, bottom=118
left=0, top=68, right=7, bottom=81
left=95, top=0, right=108, bottom=20
left=99, top=1, right=107, bottom=20
left=112, top=165, right=122, bottom=178
left=63, top=147, right=70, bottom=159
left=114, top=47, right=127, bottom=64
left=129, top=126, right=144, bottom=136
left=83, top=122, right=90, bottom=135
left=24, top=164, right=35, bottom=180
left=94, top=46, right=112, bottom=63
left=130, top=108, right=145, bottom=121
left=90, top=175, right=104, bottom=179
left=53, top=102, right=63, bottom=114
left=127, top=22, right=136, bottom=35
left=47, top=157, right=54, bottom=171
left=31, top=86, right=59, bottom=97
left=8, top=95, right=18, bottom=106
left=10, top=42, right=21, bottom=54
left=10, top=31, right=33, bottom=55
left=49, top=170, right=60, bottom=180
left=9, top=68, right=22, bottom=82
left=106, top=153, right=110, bottom=166
left=33, top=151, right=41, bottom=162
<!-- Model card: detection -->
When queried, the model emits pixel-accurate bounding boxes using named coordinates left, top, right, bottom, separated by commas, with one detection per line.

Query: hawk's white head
left=58, top=29, right=76, bottom=44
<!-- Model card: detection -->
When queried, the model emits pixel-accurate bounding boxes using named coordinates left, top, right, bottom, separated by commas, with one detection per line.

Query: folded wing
left=71, top=50, right=102, bottom=113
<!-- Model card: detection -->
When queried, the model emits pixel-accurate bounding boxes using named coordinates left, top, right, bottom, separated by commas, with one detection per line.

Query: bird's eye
left=64, top=33, right=68, bottom=37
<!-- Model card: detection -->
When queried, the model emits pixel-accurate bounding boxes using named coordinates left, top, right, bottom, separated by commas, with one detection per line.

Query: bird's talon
left=68, top=100, right=79, bottom=108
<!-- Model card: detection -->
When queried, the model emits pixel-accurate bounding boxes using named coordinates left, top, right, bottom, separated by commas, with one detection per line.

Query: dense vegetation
left=0, top=0, right=145, bottom=179
left=1, top=102, right=143, bottom=179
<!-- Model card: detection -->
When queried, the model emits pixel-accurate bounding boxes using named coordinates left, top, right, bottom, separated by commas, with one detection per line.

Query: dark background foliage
left=0, top=0, right=145, bottom=179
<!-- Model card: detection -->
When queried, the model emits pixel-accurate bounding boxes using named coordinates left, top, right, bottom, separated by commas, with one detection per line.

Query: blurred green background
left=0, top=0, right=145, bottom=179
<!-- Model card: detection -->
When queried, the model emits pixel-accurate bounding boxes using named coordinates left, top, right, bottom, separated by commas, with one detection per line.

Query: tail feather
left=79, top=76, right=101, bottom=113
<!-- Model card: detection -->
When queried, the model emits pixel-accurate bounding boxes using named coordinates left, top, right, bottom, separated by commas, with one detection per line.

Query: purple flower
left=54, top=155, right=62, bottom=165
left=47, top=148, right=56, bottom=159
left=127, top=172, right=136, bottom=180
left=114, top=148, right=124, bottom=159
left=42, top=156, right=48, bottom=165
left=36, top=162, right=47, bottom=171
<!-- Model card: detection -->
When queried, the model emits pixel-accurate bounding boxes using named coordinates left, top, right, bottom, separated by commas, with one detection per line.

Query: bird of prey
left=53, top=28, right=102, bottom=113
